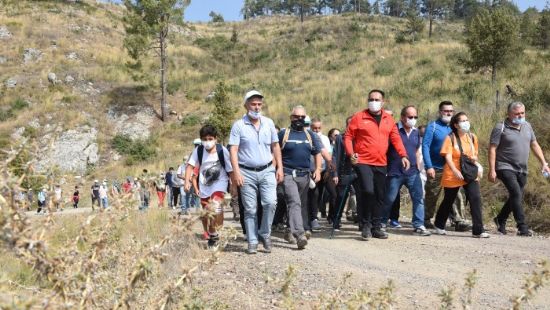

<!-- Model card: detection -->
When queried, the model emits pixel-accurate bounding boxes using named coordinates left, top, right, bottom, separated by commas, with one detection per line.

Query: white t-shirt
left=188, top=146, right=233, bottom=199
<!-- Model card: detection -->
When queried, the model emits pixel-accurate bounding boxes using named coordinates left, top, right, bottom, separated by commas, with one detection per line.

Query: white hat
left=94, top=179, right=99, bottom=183
left=304, top=115, right=311, bottom=125
left=193, top=138, right=201, bottom=145
left=243, top=90, right=263, bottom=103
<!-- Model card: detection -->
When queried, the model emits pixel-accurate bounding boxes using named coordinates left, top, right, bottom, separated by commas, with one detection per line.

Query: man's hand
left=333, top=176, right=339, bottom=186
left=232, top=170, right=244, bottom=187
left=184, top=182, right=191, bottom=192
left=351, top=153, right=359, bottom=165
left=401, top=157, right=411, bottom=170
left=426, top=168, right=436, bottom=179
left=313, top=170, right=321, bottom=183
left=488, top=170, right=497, bottom=183
left=276, top=167, right=284, bottom=184
left=543, top=163, right=550, bottom=174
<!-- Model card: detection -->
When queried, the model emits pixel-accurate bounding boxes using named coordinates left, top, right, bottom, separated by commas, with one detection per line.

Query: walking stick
left=329, top=183, right=350, bottom=239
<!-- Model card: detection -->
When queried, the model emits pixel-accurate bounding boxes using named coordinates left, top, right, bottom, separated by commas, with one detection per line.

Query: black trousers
left=354, top=164, right=387, bottom=230
left=496, top=170, right=528, bottom=231
left=435, top=181, right=484, bottom=235
left=389, top=192, right=401, bottom=222
left=273, top=184, right=287, bottom=226
left=172, top=186, right=181, bottom=207
left=308, top=177, right=326, bottom=221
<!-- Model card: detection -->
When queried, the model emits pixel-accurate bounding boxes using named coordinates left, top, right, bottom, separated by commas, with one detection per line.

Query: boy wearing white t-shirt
left=185, top=125, right=233, bottom=249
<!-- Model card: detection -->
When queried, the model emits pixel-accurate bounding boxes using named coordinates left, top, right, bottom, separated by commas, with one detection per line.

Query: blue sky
left=184, top=0, right=549, bottom=22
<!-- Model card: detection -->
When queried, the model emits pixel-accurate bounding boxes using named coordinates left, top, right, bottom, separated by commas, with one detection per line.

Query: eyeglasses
left=407, top=116, right=418, bottom=119
left=440, top=110, right=454, bottom=113
left=291, top=115, right=306, bottom=119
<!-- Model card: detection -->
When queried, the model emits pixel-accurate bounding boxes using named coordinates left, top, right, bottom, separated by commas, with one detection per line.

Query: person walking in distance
left=489, top=102, right=550, bottom=236
left=228, top=90, right=283, bottom=254
left=279, top=105, right=323, bottom=249
left=344, top=89, right=410, bottom=240
left=422, top=101, right=469, bottom=231
left=73, top=186, right=80, bottom=208
left=434, top=112, right=488, bottom=238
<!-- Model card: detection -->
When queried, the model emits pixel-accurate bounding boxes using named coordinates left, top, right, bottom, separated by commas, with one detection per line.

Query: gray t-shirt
left=489, top=120, right=536, bottom=174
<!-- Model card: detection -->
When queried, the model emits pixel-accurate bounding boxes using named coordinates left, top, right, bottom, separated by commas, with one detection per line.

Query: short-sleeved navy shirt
left=278, top=129, right=322, bottom=170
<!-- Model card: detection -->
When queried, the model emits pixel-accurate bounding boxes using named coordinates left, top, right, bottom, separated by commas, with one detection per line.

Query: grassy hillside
left=1, top=1, right=549, bottom=227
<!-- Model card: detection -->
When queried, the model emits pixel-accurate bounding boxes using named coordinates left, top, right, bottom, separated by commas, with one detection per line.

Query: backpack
left=197, top=144, right=227, bottom=171
left=281, top=128, right=313, bottom=150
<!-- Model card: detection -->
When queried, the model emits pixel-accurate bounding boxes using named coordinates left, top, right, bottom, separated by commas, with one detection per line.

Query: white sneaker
left=473, top=232, right=490, bottom=238
left=434, top=227, right=447, bottom=235
left=413, top=226, right=432, bottom=236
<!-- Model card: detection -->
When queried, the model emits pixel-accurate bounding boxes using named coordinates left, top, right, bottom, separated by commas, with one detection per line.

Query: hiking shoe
left=413, top=226, right=432, bottom=236
left=260, top=237, right=272, bottom=253
left=372, top=229, right=389, bottom=239
left=424, top=220, right=435, bottom=229
left=304, top=230, right=312, bottom=239
left=284, top=231, right=296, bottom=244
left=246, top=243, right=258, bottom=254
left=517, top=230, right=533, bottom=237
left=389, top=220, right=402, bottom=229
left=207, top=236, right=219, bottom=251
left=473, top=232, right=490, bottom=238
left=493, top=217, right=507, bottom=235
left=311, top=219, right=321, bottom=231
left=297, top=235, right=308, bottom=250
left=361, top=227, right=372, bottom=241
left=455, top=221, right=471, bottom=232
left=434, top=227, right=447, bottom=235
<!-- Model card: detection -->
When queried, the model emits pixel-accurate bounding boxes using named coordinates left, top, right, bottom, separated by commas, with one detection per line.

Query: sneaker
left=246, top=243, right=258, bottom=254
left=389, top=220, right=402, bottom=229
left=434, top=227, right=447, bottom=235
left=413, top=226, right=432, bottom=236
left=473, top=232, right=490, bottom=238
left=380, top=223, right=387, bottom=232
left=207, top=235, right=219, bottom=250
left=372, top=229, right=389, bottom=239
left=311, top=219, right=321, bottom=231
left=424, top=220, right=435, bottom=229
left=284, top=231, right=296, bottom=244
left=304, top=230, right=312, bottom=240
left=260, top=237, right=272, bottom=253
left=360, top=227, right=371, bottom=241
left=517, top=230, right=533, bottom=237
left=202, top=231, right=210, bottom=240
left=493, top=217, right=507, bottom=235
left=455, top=221, right=472, bottom=232
left=297, top=235, right=308, bottom=249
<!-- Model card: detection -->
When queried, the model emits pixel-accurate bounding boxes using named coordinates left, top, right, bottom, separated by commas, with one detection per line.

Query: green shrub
left=373, top=58, right=396, bottom=76
left=181, top=114, right=201, bottom=126
left=111, top=134, right=156, bottom=165
left=167, top=79, right=183, bottom=95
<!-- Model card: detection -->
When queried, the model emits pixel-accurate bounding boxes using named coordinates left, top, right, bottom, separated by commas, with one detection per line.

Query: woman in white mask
left=433, top=112, right=488, bottom=238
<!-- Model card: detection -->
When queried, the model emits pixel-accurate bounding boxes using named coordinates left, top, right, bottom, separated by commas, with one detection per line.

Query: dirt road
left=197, top=217, right=550, bottom=309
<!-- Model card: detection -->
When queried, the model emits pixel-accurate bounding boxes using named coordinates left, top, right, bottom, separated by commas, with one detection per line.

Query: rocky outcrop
left=23, top=48, right=42, bottom=63
left=36, top=126, right=99, bottom=174
left=0, top=26, right=11, bottom=39
left=5, top=77, right=17, bottom=88
left=108, top=106, right=156, bottom=140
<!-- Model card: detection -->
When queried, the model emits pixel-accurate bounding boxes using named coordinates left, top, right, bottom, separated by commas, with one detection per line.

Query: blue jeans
left=240, top=166, right=277, bottom=245
left=382, top=173, right=424, bottom=228
left=179, top=187, right=188, bottom=211
left=101, top=197, right=109, bottom=209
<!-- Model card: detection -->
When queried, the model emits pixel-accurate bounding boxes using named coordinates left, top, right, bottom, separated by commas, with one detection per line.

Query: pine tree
left=421, top=0, right=452, bottom=37
left=536, top=8, right=550, bottom=49
left=465, top=7, right=523, bottom=83
left=123, top=0, right=190, bottom=122
left=208, top=82, right=237, bottom=143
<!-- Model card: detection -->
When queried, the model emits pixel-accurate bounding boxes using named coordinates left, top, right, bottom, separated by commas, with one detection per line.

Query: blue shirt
left=279, top=129, right=322, bottom=170
left=387, top=122, right=420, bottom=177
left=422, top=119, right=452, bottom=170
left=229, top=114, right=279, bottom=167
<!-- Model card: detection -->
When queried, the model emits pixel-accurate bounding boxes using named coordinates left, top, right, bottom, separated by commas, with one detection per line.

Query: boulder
left=47, top=72, right=57, bottom=85
left=108, top=106, right=156, bottom=140
left=0, top=26, right=11, bottom=39
left=65, top=75, right=75, bottom=83
left=35, top=126, right=99, bottom=174
left=66, top=52, right=78, bottom=60
left=23, top=48, right=42, bottom=63
left=5, top=77, right=17, bottom=88
left=0, top=56, right=7, bottom=64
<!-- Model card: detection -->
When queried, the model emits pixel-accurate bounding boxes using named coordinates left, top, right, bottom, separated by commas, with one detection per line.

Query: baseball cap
left=243, top=90, right=263, bottom=103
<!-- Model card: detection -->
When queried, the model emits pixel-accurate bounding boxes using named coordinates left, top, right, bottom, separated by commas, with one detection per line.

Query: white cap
left=193, top=138, right=201, bottom=145
left=304, top=115, right=311, bottom=125
left=243, top=90, right=263, bottom=103
left=94, top=179, right=99, bottom=183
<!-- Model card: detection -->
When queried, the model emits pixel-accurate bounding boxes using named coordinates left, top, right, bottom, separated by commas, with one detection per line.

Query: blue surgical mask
left=511, top=117, right=526, bottom=125
left=459, top=121, right=470, bottom=132
left=248, top=110, right=261, bottom=120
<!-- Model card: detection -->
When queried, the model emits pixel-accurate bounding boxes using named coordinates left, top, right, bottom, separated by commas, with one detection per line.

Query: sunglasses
left=407, top=116, right=418, bottom=119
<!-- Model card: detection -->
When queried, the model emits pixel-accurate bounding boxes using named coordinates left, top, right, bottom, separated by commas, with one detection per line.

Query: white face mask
left=248, top=110, right=261, bottom=120
left=202, top=140, right=216, bottom=150
left=459, top=121, right=470, bottom=132
left=405, top=118, right=417, bottom=128
left=368, top=100, right=382, bottom=113
left=441, top=115, right=452, bottom=124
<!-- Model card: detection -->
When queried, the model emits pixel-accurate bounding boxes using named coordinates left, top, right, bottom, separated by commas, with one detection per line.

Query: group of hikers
left=16, top=88, right=549, bottom=254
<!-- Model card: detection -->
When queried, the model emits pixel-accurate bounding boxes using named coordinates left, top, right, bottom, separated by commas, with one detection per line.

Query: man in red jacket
left=344, top=89, right=410, bottom=240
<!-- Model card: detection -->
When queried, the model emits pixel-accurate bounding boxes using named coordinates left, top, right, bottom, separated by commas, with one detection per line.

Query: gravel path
left=197, top=216, right=550, bottom=309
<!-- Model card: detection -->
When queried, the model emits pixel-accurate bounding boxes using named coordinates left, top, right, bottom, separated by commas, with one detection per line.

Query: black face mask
left=291, top=119, right=305, bottom=131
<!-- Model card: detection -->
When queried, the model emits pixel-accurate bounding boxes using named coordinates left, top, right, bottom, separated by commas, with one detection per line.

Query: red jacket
left=344, top=109, right=407, bottom=166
